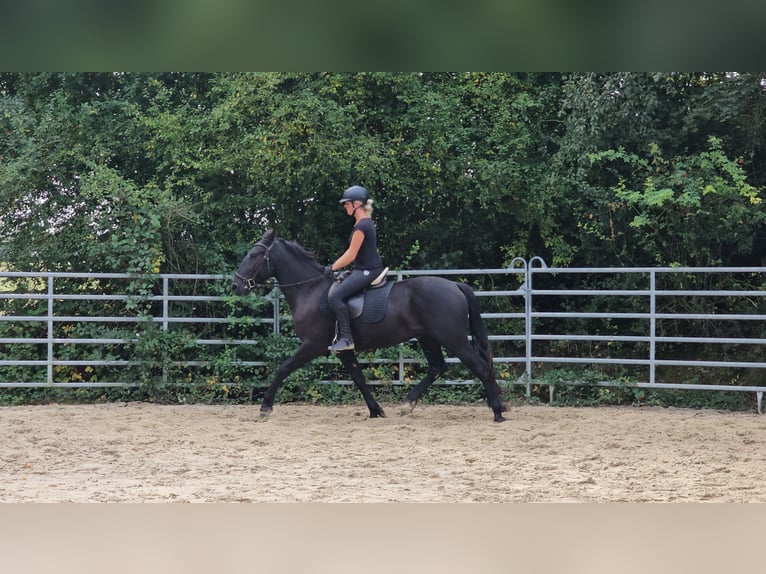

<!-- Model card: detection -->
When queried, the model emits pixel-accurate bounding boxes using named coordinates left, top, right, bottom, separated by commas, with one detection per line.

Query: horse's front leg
left=258, top=341, right=324, bottom=417
left=338, top=351, right=386, bottom=419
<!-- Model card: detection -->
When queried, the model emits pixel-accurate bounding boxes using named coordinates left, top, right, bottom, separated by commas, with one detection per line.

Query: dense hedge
left=1, top=73, right=764, bottom=409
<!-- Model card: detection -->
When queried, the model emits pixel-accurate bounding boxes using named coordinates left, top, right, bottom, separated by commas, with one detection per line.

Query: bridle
left=234, top=239, right=326, bottom=289
left=234, top=240, right=273, bottom=290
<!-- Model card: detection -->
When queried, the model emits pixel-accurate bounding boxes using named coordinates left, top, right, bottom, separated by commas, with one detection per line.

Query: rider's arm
left=331, top=229, right=365, bottom=270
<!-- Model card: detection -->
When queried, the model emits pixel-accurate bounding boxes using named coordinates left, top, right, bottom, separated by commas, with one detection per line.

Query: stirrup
left=328, top=338, right=355, bottom=353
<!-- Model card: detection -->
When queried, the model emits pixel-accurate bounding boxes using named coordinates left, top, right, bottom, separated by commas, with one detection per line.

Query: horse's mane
left=279, top=239, right=324, bottom=272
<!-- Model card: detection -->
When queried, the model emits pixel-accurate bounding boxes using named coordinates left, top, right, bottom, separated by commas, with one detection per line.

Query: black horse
left=232, top=230, right=507, bottom=422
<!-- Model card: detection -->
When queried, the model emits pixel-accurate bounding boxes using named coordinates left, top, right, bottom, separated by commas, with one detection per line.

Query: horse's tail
left=457, top=283, right=496, bottom=388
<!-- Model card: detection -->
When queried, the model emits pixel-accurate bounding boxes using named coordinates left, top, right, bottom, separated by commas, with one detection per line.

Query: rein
left=235, top=240, right=325, bottom=289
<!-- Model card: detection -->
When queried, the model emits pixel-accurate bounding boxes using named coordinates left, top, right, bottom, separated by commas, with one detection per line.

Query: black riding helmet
left=339, top=185, right=369, bottom=204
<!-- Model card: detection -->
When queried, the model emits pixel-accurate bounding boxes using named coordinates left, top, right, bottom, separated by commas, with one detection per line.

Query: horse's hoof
left=494, top=414, right=506, bottom=423
left=399, top=401, right=416, bottom=416
left=370, top=408, right=386, bottom=419
left=259, top=407, right=272, bottom=418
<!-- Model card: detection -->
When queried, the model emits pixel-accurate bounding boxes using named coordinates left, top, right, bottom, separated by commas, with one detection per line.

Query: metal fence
left=506, top=260, right=766, bottom=413
left=1, top=263, right=764, bottom=412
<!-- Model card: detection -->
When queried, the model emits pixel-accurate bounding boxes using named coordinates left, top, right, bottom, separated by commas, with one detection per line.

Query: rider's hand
left=323, top=265, right=334, bottom=278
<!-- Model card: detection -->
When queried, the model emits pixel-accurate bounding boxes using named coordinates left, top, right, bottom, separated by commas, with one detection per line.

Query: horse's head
left=232, top=229, right=277, bottom=295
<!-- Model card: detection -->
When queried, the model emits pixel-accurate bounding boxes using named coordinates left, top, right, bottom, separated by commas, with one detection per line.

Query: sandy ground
left=1, top=402, right=765, bottom=502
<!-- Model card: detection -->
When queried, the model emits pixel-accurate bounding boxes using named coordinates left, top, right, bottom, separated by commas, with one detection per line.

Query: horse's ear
left=261, top=229, right=276, bottom=245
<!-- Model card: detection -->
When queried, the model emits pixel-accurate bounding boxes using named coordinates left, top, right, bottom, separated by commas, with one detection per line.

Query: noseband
left=235, top=240, right=273, bottom=289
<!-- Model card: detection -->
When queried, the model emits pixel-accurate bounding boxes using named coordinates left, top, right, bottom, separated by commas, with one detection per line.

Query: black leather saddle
left=319, top=267, right=394, bottom=323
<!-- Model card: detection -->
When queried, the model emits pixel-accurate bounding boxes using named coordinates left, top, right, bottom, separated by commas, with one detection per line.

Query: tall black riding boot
left=329, top=305, right=355, bottom=352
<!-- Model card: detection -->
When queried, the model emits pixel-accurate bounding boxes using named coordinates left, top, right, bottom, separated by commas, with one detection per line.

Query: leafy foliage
left=588, top=137, right=764, bottom=265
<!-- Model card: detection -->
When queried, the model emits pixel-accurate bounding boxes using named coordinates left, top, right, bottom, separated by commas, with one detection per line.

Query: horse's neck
left=272, top=240, right=324, bottom=307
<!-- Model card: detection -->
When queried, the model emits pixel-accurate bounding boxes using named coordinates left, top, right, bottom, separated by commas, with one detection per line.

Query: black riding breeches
left=327, top=269, right=376, bottom=314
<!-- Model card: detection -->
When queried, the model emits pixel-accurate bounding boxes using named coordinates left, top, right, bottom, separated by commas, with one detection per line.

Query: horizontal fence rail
left=1, top=263, right=764, bottom=412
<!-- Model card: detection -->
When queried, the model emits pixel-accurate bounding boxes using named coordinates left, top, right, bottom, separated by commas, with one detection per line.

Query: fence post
left=529, top=257, right=548, bottom=399
left=162, top=276, right=169, bottom=386
left=272, top=290, right=280, bottom=336
left=397, top=270, right=405, bottom=384
left=649, top=270, right=656, bottom=385
left=47, top=275, right=54, bottom=385
left=162, top=276, right=169, bottom=332
left=509, top=258, right=530, bottom=396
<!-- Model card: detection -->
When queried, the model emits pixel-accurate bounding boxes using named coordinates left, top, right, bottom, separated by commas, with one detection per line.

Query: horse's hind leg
left=338, top=351, right=386, bottom=418
left=400, top=338, right=447, bottom=416
left=449, top=343, right=506, bottom=423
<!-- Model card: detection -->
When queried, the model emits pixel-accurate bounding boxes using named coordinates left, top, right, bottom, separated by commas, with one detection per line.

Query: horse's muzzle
left=231, top=279, right=248, bottom=296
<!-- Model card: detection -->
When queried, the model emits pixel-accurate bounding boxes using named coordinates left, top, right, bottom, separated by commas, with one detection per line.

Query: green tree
left=2, top=72, right=764, bottom=274
left=0, top=73, right=209, bottom=272
left=551, top=72, right=766, bottom=267
left=589, top=137, right=764, bottom=266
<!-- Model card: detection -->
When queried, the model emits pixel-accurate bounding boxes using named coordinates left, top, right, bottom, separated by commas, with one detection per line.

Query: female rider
left=324, top=185, right=384, bottom=352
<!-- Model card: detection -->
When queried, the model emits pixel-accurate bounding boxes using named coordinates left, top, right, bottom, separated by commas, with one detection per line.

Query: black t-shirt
left=351, top=218, right=383, bottom=272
